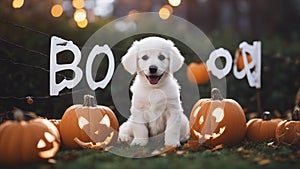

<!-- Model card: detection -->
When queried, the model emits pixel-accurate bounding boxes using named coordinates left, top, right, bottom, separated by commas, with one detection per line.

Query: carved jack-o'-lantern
left=60, top=95, right=119, bottom=148
left=275, top=110, right=300, bottom=147
left=0, top=110, right=60, bottom=165
left=49, top=119, right=61, bottom=133
left=190, top=88, right=247, bottom=147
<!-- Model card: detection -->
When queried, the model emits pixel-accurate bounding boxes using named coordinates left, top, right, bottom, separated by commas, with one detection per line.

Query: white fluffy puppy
left=118, top=36, right=190, bottom=147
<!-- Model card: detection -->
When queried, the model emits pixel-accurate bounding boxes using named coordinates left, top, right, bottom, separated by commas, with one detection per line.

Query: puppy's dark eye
left=142, top=55, right=149, bottom=60
left=158, top=54, right=165, bottom=61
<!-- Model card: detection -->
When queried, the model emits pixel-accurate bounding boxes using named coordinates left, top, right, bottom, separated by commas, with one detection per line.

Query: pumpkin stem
left=13, top=108, right=25, bottom=122
left=262, top=111, right=271, bottom=121
left=211, top=88, right=223, bottom=100
left=83, top=95, right=97, bottom=107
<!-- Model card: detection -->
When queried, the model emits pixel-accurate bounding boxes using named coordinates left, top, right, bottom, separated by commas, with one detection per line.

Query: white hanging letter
left=86, top=45, right=115, bottom=90
left=206, top=48, right=233, bottom=79
left=49, top=36, right=83, bottom=96
left=233, top=41, right=261, bottom=88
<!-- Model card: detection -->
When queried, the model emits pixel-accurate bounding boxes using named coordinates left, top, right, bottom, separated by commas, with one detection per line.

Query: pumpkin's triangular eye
left=199, top=116, right=204, bottom=125
left=37, top=139, right=47, bottom=149
left=44, top=132, right=55, bottom=142
left=78, top=116, right=89, bottom=129
left=99, top=114, right=110, bottom=127
left=212, top=108, right=224, bottom=123
left=37, top=132, right=55, bottom=148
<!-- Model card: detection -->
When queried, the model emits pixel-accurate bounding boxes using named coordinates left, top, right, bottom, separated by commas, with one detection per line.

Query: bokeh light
left=159, top=5, right=173, bottom=20
left=76, top=19, right=88, bottom=28
left=74, top=8, right=87, bottom=22
left=72, top=0, right=85, bottom=9
left=168, top=0, right=181, bottom=7
left=51, top=4, right=63, bottom=18
left=12, top=0, right=24, bottom=9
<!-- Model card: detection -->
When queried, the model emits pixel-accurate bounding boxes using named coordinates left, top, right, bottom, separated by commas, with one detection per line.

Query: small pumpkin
left=275, top=109, right=300, bottom=147
left=246, top=111, right=282, bottom=142
left=60, top=95, right=119, bottom=149
left=186, top=62, right=210, bottom=84
left=235, top=49, right=253, bottom=70
left=190, top=88, right=247, bottom=148
left=0, top=109, right=60, bottom=165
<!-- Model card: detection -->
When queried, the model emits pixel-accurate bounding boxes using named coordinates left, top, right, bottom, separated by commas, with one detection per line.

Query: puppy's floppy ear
left=169, top=41, right=185, bottom=73
left=121, top=41, right=139, bottom=75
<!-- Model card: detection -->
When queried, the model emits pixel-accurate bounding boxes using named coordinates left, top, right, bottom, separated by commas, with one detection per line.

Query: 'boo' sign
left=49, top=36, right=261, bottom=96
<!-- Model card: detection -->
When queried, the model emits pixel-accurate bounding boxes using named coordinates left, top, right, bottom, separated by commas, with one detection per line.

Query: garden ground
left=2, top=141, right=300, bottom=169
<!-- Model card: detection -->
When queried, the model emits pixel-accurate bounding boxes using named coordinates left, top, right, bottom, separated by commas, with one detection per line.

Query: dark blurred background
left=0, top=0, right=299, bottom=121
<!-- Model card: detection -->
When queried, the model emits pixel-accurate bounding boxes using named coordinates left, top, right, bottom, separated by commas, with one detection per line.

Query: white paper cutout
left=50, top=36, right=83, bottom=96
left=49, top=35, right=261, bottom=96
left=233, top=41, right=261, bottom=88
left=86, top=45, right=115, bottom=90
left=206, top=48, right=232, bottom=79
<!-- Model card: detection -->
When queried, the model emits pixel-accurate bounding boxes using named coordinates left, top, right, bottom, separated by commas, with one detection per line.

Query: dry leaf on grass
left=254, top=157, right=271, bottom=165
left=151, top=145, right=188, bottom=157
left=210, top=144, right=223, bottom=152
left=237, top=147, right=253, bottom=159
left=184, top=140, right=202, bottom=151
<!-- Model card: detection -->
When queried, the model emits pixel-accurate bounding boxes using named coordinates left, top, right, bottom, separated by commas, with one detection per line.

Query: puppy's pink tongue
left=147, top=75, right=161, bottom=85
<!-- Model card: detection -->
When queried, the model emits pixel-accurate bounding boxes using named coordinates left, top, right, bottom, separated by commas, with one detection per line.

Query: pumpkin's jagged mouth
left=193, top=126, right=226, bottom=140
left=145, top=74, right=163, bottom=85
left=73, top=131, right=114, bottom=149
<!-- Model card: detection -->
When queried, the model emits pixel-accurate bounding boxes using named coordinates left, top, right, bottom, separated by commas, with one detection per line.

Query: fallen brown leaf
left=176, top=150, right=188, bottom=156
left=258, top=159, right=271, bottom=165
left=210, top=144, right=223, bottom=152
left=254, top=157, right=271, bottom=165
left=185, top=140, right=201, bottom=151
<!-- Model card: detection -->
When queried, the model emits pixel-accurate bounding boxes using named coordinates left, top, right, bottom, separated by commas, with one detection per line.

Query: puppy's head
left=121, top=37, right=184, bottom=85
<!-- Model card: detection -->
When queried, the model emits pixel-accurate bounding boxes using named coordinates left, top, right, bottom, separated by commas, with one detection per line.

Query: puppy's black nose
left=149, top=65, right=158, bottom=74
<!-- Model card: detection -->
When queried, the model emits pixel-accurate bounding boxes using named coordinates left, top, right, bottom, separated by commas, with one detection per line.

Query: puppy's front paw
left=164, top=140, right=180, bottom=147
left=130, top=138, right=149, bottom=146
left=118, top=133, right=133, bottom=144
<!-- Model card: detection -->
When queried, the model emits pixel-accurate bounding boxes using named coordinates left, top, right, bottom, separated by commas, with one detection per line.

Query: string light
left=12, top=0, right=24, bottom=9
left=51, top=4, right=63, bottom=18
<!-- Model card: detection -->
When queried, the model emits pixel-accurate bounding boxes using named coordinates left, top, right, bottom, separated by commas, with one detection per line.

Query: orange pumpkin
left=49, top=119, right=61, bottom=133
left=186, top=62, right=210, bottom=84
left=275, top=110, right=300, bottom=147
left=190, top=88, right=246, bottom=148
left=60, top=95, right=119, bottom=149
left=246, top=111, right=282, bottom=142
left=0, top=109, right=60, bottom=165
left=235, top=49, right=253, bottom=70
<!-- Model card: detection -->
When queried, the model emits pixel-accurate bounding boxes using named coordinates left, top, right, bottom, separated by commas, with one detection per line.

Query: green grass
left=1, top=141, right=300, bottom=169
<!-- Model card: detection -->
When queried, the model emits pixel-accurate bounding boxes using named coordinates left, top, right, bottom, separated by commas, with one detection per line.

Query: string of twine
left=0, top=19, right=200, bottom=104
left=0, top=20, right=94, bottom=102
